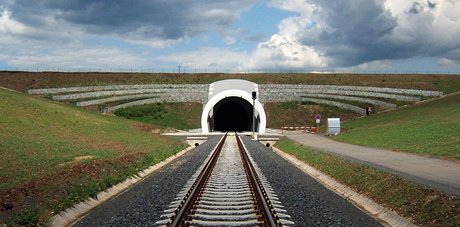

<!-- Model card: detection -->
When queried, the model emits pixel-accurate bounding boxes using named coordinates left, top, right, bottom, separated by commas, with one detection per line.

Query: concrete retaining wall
left=27, top=83, right=443, bottom=115
left=76, top=94, right=161, bottom=107
left=260, top=84, right=443, bottom=96
left=260, top=89, right=421, bottom=102
left=105, top=95, right=205, bottom=113
left=28, top=84, right=208, bottom=95
left=52, top=89, right=207, bottom=101
left=299, top=98, right=366, bottom=114
left=300, top=94, right=396, bottom=108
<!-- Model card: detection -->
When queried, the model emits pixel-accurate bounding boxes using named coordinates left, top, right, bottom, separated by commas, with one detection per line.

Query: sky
left=1, top=0, right=460, bottom=73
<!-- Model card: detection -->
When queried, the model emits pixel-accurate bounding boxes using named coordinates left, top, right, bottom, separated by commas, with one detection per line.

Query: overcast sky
left=1, top=0, right=460, bottom=73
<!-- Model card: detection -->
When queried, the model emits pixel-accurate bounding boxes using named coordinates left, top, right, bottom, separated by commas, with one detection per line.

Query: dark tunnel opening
left=213, top=97, right=253, bottom=132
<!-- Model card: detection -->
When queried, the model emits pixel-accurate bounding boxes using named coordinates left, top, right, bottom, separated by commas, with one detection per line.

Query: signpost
left=315, top=114, right=321, bottom=134
left=252, top=91, right=257, bottom=140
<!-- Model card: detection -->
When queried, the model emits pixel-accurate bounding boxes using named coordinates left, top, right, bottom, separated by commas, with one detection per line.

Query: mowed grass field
left=334, top=93, right=460, bottom=160
left=0, top=88, right=186, bottom=225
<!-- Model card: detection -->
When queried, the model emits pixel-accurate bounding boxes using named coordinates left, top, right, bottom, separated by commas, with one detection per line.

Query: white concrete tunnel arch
left=201, top=81, right=266, bottom=133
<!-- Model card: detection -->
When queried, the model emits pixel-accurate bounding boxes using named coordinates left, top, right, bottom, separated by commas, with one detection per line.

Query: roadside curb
left=272, top=146, right=416, bottom=227
left=47, top=146, right=194, bottom=227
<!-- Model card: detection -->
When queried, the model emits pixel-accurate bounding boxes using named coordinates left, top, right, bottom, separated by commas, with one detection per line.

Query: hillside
left=1, top=71, right=460, bottom=94
left=334, top=93, right=460, bottom=160
left=0, top=88, right=186, bottom=225
left=114, top=102, right=202, bottom=130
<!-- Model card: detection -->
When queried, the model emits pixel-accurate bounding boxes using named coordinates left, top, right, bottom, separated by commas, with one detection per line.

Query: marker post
left=315, top=114, right=321, bottom=134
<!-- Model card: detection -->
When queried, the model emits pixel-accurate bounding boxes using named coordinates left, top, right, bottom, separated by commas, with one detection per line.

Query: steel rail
left=236, top=134, right=281, bottom=227
left=167, top=133, right=228, bottom=226
left=167, top=133, right=281, bottom=226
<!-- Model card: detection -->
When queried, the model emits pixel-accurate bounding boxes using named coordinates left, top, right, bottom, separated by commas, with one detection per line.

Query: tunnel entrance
left=201, top=80, right=267, bottom=133
left=213, top=97, right=253, bottom=132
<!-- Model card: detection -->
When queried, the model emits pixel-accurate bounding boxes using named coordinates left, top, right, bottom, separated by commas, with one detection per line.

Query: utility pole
left=252, top=91, right=257, bottom=140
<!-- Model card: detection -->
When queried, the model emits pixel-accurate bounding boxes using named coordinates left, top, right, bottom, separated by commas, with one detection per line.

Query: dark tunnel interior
left=213, top=97, right=254, bottom=132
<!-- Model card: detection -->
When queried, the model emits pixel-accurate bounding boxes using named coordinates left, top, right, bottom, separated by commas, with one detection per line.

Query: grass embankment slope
left=0, top=88, right=187, bottom=225
left=265, top=101, right=360, bottom=128
left=1, top=71, right=460, bottom=94
left=276, top=138, right=459, bottom=226
left=276, top=94, right=460, bottom=226
left=114, top=102, right=202, bottom=130
left=334, top=93, right=460, bottom=160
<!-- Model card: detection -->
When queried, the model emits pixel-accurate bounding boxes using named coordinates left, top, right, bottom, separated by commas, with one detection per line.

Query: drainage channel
left=155, top=133, right=294, bottom=226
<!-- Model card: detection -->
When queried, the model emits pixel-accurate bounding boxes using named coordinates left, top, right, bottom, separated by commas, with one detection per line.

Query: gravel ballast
left=73, top=136, right=221, bottom=226
left=73, top=135, right=381, bottom=226
left=240, top=135, right=382, bottom=226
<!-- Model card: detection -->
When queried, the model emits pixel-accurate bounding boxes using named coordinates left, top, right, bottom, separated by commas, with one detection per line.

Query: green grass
left=265, top=101, right=360, bottom=128
left=333, top=93, right=460, bottom=160
left=114, top=102, right=202, bottom=130
left=0, top=88, right=187, bottom=225
left=1, top=72, right=460, bottom=94
left=275, top=138, right=460, bottom=226
left=112, top=101, right=359, bottom=131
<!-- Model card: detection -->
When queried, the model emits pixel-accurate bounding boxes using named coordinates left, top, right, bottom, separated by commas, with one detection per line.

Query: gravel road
left=240, top=135, right=382, bottom=226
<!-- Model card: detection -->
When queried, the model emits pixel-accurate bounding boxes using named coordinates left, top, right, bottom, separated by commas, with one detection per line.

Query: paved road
left=286, top=132, right=460, bottom=197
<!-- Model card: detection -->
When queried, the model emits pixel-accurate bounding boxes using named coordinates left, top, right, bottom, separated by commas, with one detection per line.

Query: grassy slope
left=0, top=88, right=186, bottom=224
left=334, top=93, right=460, bottom=160
left=265, top=101, right=360, bottom=128
left=1, top=71, right=460, bottom=94
left=276, top=138, right=460, bottom=227
left=114, top=102, right=202, bottom=130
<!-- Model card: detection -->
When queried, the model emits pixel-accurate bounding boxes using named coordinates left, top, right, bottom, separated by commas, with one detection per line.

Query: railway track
left=156, top=133, right=294, bottom=226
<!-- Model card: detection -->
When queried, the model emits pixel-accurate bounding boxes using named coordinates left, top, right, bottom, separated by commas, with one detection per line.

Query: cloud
left=0, top=1, right=257, bottom=70
left=4, top=0, right=258, bottom=42
left=0, top=8, right=143, bottom=70
left=0, top=10, right=27, bottom=34
left=346, top=60, right=392, bottom=71
left=158, top=47, right=250, bottom=70
left=249, top=0, right=460, bottom=69
left=248, top=33, right=327, bottom=70
left=223, top=36, right=237, bottom=45
left=439, top=54, right=460, bottom=69
left=0, top=46, right=150, bottom=69
left=0, top=9, right=83, bottom=42
left=2, top=0, right=460, bottom=71
left=247, top=33, right=266, bottom=42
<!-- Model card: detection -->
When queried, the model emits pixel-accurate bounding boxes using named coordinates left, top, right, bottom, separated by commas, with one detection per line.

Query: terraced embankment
left=0, top=88, right=187, bottom=226
left=2, top=72, right=455, bottom=129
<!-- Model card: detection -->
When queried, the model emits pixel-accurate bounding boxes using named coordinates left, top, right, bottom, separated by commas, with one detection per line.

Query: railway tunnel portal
left=201, top=79, right=266, bottom=133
